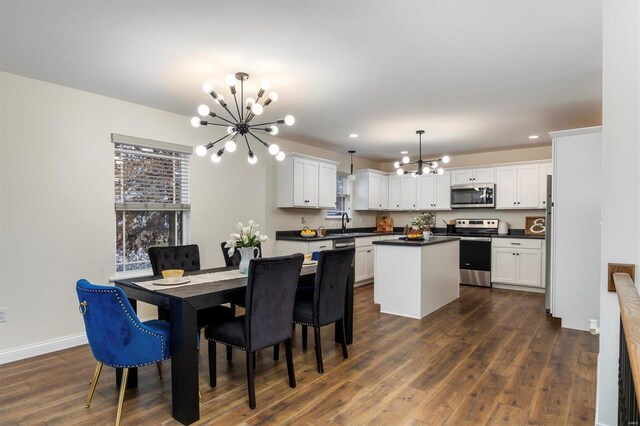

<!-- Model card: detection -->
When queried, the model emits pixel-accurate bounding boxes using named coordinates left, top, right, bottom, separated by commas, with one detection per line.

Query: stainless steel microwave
left=450, top=183, right=495, bottom=208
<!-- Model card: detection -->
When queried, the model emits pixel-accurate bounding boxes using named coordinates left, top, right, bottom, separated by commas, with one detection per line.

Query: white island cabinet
left=373, top=237, right=460, bottom=319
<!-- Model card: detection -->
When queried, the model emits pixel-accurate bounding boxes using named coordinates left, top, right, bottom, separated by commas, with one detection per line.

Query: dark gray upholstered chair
left=294, top=247, right=355, bottom=374
left=148, top=245, right=234, bottom=329
left=205, top=253, right=304, bottom=409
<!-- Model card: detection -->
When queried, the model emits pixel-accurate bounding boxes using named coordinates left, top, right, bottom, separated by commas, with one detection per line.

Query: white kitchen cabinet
left=399, top=175, right=418, bottom=210
left=277, top=153, right=339, bottom=209
left=538, top=162, right=553, bottom=208
left=353, top=170, right=389, bottom=210
left=276, top=240, right=332, bottom=256
left=491, top=238, right=545, bottom=288
left=355, top=246, right=375, bottom=283
left=318, top=162, right=337, bottom=208
left=495, top=164, right=540, bottom=209
left=388, top=175, right=401, bottom=210
left=452, top=167, right=495, bottom=185
left=417, top=172, right=452, bottom=210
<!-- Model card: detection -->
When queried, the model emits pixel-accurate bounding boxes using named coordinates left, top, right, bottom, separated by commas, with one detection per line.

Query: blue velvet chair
left=76, top=279, right=171, bottom=426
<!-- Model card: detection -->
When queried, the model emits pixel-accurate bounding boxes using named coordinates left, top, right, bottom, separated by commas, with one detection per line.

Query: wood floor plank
left=0, top=283, right=598, bottom=425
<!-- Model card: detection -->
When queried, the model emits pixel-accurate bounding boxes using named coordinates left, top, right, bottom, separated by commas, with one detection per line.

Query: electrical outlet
left=0, top=307, right=7, bottom=322
left=301, top=216, right=306, bottom=225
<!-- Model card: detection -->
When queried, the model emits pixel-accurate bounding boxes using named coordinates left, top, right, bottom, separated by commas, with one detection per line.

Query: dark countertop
left=431, top=228, right=545, bottom=240
left=372, top=236, right=460, bottom=247
left=276, top=227, right=404, bottom=242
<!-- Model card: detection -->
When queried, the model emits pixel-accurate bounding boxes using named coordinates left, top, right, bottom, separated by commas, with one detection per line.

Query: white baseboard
left=0, top=316, right=156, bottom=365
left=0, top=332, right=88, bottom=365
left=491, top=283, right=545, bottom=294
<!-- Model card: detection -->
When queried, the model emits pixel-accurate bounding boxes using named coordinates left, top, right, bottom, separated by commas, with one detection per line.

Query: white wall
left=597, top=2, right=640, bottom=425
left=0, top=71, right=381, bottom=359
left=551, top=128, right=601, bottom=332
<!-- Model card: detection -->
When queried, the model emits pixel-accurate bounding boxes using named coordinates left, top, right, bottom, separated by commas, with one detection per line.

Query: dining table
left=114, top=263, right=353, bottom=425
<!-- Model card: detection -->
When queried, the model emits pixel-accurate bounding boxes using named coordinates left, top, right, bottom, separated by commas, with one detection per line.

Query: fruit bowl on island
left=300, top=227, right=317, bottom=238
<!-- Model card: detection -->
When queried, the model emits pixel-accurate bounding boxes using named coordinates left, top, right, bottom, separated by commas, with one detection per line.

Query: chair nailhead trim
left=78, top=286, right=169, bottom=367
left=207, top=338, right=246, bottom=351
left=293, top=320, right=314, bottom=326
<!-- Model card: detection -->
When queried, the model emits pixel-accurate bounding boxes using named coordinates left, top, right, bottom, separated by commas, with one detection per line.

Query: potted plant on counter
left=225, top=220, right=269, bottom=274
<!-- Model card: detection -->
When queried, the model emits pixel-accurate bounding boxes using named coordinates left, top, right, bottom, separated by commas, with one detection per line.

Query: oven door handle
left=460, top=236, right=492, bottom=242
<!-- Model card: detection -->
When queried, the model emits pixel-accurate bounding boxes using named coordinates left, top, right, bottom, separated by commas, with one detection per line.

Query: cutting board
left=376, top=215, right=394, bottom=233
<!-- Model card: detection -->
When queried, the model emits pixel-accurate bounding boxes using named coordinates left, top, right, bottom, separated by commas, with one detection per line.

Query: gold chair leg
left=156, top=361, right=162, bottom=379
left=199, top=389, right=202, bottom=401
left=115, top=368, right=128, bottom=426
left=85, top=362, right=103, bottom=408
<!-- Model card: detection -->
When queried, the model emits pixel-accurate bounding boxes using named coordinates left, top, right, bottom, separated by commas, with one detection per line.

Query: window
left=326, top=174, right=352, bottom=218
left=113, top=134, right=191, bottom=274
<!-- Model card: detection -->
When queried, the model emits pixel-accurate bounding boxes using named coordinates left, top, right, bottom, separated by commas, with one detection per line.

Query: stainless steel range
left=455, top=219, right=498, bottom=287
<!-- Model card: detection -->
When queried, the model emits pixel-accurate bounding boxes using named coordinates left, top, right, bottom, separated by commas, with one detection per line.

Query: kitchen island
left=372, top=236, right=460, bottom=319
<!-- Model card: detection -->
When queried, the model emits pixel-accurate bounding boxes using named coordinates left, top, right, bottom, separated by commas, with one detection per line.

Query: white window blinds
left=113, top=134, right=191, bottom=211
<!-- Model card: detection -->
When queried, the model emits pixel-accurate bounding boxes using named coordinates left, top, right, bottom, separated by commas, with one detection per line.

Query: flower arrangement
left=225, top=220, right=268, bottom=256
left=410, top=212, right=436, bottom=231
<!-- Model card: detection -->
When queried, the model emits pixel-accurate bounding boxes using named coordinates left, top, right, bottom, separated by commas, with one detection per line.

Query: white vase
left=238, top=246, right=260, bottom=275
left=423, top=231, right=431, bottom=240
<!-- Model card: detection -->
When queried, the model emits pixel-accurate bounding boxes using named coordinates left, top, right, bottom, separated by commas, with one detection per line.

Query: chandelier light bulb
left=438, top=167, right=444, bottom=175
left=202, top=82, right=213, bottom=93
left=411, top=172, right=417, bottom=177
left=248, top=153, right=258, bottom=164
left=442, top=155, right=450, bottom=164
left=276, top=151, right=286, bottom=161
left=393, top=161, right=400, bottom=169
left=396, top=168, right=404, bottom=176
left=195, top=145, right=207, bottom=157
left=348, top=174, right=357, bottom=182
left=269, top=125, right=279, bottom=135
left=211, top=153, right=222, bottom=163
left=227, top=126, right=235, bottom=134
left=245, top=97, right=255, bottom=107
left=251, top=103, right=264, bottom=115
left=215, top=94, right=224, bottom=104
left=191, top=117, right=201, bottom=127
left=224, top=74, right=236, bottom=87
left=402, top=156, right=410, bottom=164
left=260, top=80, right=271, bottom=91
left=432, top=161, right=438, bottom=168
left=268, top=92, right=279, bottom=102
left=197, top=104, right=210, bottom=116
left=284, top=115, right=295, bottom=126
left=268, top=144, right=280, bottom=155
left=224, top=140, right=237, bottom=152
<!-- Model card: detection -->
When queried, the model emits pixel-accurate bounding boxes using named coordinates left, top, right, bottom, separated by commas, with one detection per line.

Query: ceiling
left=0, top=0, right=602, bottom=161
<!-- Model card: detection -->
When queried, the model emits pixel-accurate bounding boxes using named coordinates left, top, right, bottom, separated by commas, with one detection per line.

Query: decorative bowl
left=161, top=269, right=185, bottom=283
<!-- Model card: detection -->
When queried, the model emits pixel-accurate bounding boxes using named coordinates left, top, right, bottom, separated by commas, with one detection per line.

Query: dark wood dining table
left=114, top=264, right=353, bottom=425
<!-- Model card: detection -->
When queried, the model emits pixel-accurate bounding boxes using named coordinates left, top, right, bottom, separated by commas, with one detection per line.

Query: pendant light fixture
left=348, top=150, right=357, bottom=181
left=191, top=71, right=295, bottom=165
left=393, top=130, right=450, bottom=176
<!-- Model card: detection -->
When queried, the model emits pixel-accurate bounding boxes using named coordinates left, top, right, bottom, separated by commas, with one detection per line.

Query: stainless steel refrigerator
left=545, top=175, right=552, bottom=314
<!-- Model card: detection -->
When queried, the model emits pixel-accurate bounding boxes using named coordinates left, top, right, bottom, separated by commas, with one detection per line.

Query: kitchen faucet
left=341, top=212, right=351, bottom=234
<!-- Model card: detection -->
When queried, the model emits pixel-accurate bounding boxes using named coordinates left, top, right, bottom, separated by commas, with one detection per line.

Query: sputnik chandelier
left=191, top=71, right=295, bottom=164
left=393, top=130, right=450, bottom=176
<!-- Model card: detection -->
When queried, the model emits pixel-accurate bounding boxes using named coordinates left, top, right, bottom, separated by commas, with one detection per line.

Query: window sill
left=109, top=269, right=153, bottom=282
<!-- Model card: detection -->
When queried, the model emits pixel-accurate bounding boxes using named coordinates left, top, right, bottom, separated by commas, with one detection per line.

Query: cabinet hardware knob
left=513, top=202, right=516, bottom=205
left=517, top=202, right=520, bottom=205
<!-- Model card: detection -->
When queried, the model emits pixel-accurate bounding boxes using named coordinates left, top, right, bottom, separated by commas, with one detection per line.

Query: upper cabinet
left=452, top=167, right=495, bottom=185
left=495, top=164, right=540, bottom=209
left=388, top=175, right=401, bottom=210
left=399, top=175, right=418, bottom=210
left=318, top=162, right=338, bottom=208
left=354, top=170, right=389, bottom=210
left=417, top=172, right=451, bottom=210
left=277, top=154, right=338, bottom=209
left=538, top=162, right=553, bottom=208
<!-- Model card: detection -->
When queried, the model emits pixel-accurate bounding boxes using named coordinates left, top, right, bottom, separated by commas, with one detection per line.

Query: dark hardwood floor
left=0, top=284, right=598, bottom=425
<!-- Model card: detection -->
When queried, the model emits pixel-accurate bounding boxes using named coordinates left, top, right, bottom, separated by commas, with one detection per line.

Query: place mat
left=133, top=269, right=246, bottom=291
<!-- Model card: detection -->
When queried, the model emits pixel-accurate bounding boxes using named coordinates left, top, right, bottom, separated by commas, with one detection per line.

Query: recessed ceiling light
left=528, top=135, right=539, bottom=140
left=349, top=133, right=359, bottom=138
left=400, top=151, right=408, bottom=154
